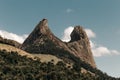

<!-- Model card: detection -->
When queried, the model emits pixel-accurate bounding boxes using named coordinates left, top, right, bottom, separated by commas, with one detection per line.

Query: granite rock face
left=21, top=19, right=96, bottom=67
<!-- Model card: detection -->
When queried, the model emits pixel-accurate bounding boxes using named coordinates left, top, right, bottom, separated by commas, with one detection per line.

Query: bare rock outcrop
left=67, top=26, right=95, bottom=67
left=21, top=19, right=96, bottom=67
left=21, top=19, right=68, bottom=53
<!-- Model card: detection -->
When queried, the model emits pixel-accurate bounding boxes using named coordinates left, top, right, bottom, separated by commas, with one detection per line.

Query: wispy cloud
left=91, top=42, right=120, bottom=57
left=61, top=26, right=120, bottom=57
left=66, top=8, right=73, bottom=13
left=0, top=29, right=28, bottom=43
left=85, top=29, right=96, bottom=38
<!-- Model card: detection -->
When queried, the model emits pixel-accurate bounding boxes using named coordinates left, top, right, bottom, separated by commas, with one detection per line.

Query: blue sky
left=0, top=0, right=120, bottom=77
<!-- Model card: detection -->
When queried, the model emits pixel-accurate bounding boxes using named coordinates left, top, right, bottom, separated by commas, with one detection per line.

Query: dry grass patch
left=0, top=43, right=62, bottom=64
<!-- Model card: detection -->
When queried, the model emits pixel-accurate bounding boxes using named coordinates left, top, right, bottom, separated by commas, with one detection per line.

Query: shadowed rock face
left=70, top=27, right=86, bottom=42
left=21, top=19, right=96, bottom=67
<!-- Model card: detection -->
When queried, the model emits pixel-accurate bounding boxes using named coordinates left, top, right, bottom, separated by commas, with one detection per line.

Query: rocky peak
left=21, top=18, right=62, bottom=51
left=21, top=19, right=96, bottom=68
left=34, top=18, right=50, bottom=35
left=21, top=19, right=52, bottom=50
left=68, top=26, right=95, bottom=67
left=70, top=26, right=87, bottom=42
left=70, top=26, right=90, bottom=48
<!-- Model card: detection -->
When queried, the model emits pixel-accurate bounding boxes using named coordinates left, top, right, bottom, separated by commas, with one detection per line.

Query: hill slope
left=0, top=43, right=61, bottom=64
left=0, top=35, right=119, bottom=79
left=0, top=44, right=119, bottom=80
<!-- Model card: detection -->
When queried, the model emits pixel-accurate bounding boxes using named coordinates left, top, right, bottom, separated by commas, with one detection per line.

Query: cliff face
left=20, top=19, right=68, bottom=53
left=68, top=27, right=95, bottom=67
left=21, top=19, right=96, bottom=67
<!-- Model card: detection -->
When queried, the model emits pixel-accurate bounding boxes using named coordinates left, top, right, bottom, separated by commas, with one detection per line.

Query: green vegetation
left=0, top=50, right=120, bottom=80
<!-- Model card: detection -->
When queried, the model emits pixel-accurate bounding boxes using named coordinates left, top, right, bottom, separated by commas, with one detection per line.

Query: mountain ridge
left=21, top=19, right=96, bottom=67
left=0, top=19, right=119, bottom=79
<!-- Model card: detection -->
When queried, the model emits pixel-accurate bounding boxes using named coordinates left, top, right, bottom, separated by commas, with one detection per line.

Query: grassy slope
left=0, top=43, right=119, bottom=80
left=0, top=43, right=61, bottom=64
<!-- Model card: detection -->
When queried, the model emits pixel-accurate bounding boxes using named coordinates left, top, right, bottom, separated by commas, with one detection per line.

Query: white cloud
left=0, top=30, right=28, bottom=43
left=61, top=27, right=96, bottom=42
left=92, top=45, right=120, bottom=57
left=90, top=40, right=96, bottom=48
left=111, top=50, right=120, bottom=55
left=61, top=26, right=120, bottom=57
left=92, top=46, right=110, bottom=57
left=90, top=38, right=120, bottom=57
left=61, top=26, right=74, bottom=42
left=85, top=28, right=96, bottom=38
left=66, top=8, right=73, bottom=13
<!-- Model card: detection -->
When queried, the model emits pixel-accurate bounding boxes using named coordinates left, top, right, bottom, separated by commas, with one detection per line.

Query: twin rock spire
left=21, top=19, right=96, bottom=67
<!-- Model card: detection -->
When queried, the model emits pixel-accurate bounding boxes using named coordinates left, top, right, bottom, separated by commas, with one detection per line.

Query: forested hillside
left=0, top=50, right=119, bottom=80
